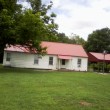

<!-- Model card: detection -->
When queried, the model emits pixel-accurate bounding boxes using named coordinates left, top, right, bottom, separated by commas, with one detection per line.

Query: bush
left=89, top=62, right=110, bottom=73
left=107, top=64, right=110, bottom=72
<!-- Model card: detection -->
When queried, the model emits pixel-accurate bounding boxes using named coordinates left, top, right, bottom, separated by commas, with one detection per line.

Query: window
left=62, top=59, right=65, bottom=65
left=77, top=59, right=81, bottom=67
left=6, top=53, right=11, bottom=61
left=34, top=56, right=39, bottom=64
left=49, top=57, right=53, bottom=65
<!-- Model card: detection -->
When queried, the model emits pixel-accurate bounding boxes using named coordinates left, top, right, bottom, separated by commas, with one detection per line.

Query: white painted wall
left=3, top=51, right=58, bottom=70
left=58, top=57, right=88, bottom=71
left=3, top=51, right=88, bottom=71
left=72, top=57, right=88, bottom=71
left=3, top=51, right=11, bottom=66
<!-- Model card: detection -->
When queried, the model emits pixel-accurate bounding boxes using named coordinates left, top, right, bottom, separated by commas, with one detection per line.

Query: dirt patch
left=79, top=101, right=92, bottom=106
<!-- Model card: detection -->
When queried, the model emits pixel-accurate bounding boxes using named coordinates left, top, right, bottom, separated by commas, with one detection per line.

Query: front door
left=61, top=59, right=66, bottom=69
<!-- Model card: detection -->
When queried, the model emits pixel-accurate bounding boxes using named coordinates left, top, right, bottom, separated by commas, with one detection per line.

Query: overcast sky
left=42, top=0, right=110, bottom=40
left=20, top=0, right=110, bottom=40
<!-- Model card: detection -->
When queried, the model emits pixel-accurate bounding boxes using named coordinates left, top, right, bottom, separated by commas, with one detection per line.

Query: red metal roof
left=89, top=52, right=110, bottom=62
left=42, top=42, right=88, bottom=57
left=5, top=41, right=88, bottom=57
left=5, top=45, right=36, bottom=53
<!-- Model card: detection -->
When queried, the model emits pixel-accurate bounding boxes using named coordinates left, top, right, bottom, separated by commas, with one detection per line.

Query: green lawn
left=0, top=66, right=110, bottom=110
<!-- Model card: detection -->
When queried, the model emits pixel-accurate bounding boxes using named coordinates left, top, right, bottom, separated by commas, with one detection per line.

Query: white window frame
left=49, top=57, right=53, bottom=65
left=6, top=53, right=11, bottom=61
left=34, top=55, right=39, bottom=64
left=77, top=58, right=81, bottom=67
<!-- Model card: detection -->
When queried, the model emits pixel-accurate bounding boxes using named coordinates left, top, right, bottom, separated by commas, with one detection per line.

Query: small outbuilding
left=88, top=52, right=110, bottom=63
left=88, top=52, right=110, bottom=72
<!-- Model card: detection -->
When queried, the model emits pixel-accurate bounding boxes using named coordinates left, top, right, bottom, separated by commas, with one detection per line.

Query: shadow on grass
left=0, top=64, right=65, bottom=74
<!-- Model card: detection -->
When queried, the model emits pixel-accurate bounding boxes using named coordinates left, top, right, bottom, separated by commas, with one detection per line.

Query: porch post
left=103, top=50, right=107, bottom=74
left=71, top=59, right=72, bottom=70
left=58, top=58, right=60, bottom=69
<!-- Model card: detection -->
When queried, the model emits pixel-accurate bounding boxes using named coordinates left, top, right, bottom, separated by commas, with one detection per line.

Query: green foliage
left=89, top=62, right=110, bottom=73
left=0, top=0, right=22, bottom=15
left=0, top=0, right=21, bottom=62
left=85, top=28, right=110, bottom=53
left=16, top=10, right=46, bottom=49
left=0, top=0, right=58, bottom=62
left=0, top=9, right=16, bottom=45
left=28, top=0, right=42, bottom=13
left=107, top=64, right=110, bottom=72
left=89, top=63, right=99, bottom=72
left=56, top=33, right=71, bottom=43
left=56, top=33, right=86, bottom=46
left=17, top=10, right=50, bottom=54
left=70, top=35, right=86, bottom=46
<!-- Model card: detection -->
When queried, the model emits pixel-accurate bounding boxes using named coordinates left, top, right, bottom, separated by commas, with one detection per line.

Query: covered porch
left=57, top=55, right=72, bottom=70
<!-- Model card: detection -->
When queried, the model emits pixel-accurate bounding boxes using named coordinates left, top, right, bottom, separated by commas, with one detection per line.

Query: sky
left=19, top=0, right=110, bottom=40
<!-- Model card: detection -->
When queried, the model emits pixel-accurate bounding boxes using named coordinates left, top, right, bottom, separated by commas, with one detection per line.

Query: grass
left=0, top=66, right=110, bottom=110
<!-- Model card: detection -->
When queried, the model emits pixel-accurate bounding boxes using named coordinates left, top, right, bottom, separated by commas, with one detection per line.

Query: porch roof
left=58, top=55, right=72, bottom=59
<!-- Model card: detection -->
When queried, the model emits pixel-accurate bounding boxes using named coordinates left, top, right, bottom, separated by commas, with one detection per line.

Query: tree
left=56, top=33, right=71, bottom=43
left=15, top=10, right=48, bottom=53
left=54, top=32, right=86, bottom=46
left=85, top=28, right=110, bottom=53
left=70, top=35, right=86, bottom=46
left=0, top=0, right=58, bottom=62
left=17, top=0, right=58, bottom=49
left=26, top=0, right=58, bottom=38
left=0, top=0, right=22, bottom=62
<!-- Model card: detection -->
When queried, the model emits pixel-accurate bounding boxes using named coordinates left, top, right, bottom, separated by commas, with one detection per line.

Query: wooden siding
left=3, top=51, right=88, bottom=71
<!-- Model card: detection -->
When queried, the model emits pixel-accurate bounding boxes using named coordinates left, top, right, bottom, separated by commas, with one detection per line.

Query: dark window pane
left=34, top=56, right=39, bottom=64
left=6, top=53, right=11, bottom=61
left=49, top=57, right=53, bottom=65
left=77, top=59, right=81, bottom=67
